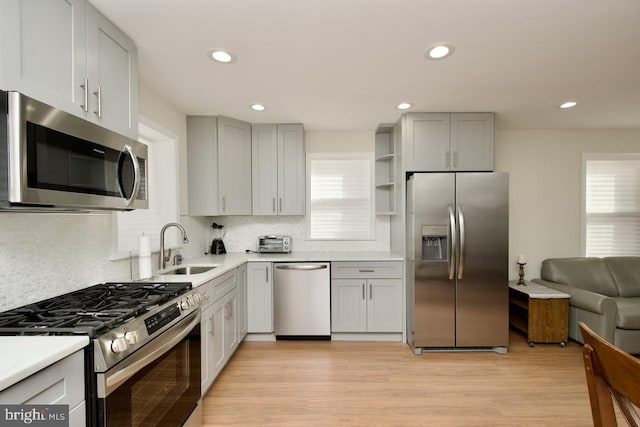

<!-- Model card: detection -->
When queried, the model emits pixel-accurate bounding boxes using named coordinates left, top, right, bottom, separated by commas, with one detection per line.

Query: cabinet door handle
left=222, top=196, right=226, bottom=212
left=370, top=283, right=373, bottom=300
left=446, top=151, right=450, bottom=167
left=266, top=266, right=269, bottom=282
left=453, top=151, right=458, bottom=167
left=272, top=198, right=276, bottom=213
left=80, top=78, right=89, bottom=112
left=93, top=85, right=102, bottom=118
left=209, top=317, right=214, bottom=335
left=279, top=198, right=282, bottom=213
left=362, top=283, right=365, bottom=300
left=211, top=317, right=215, bottom=335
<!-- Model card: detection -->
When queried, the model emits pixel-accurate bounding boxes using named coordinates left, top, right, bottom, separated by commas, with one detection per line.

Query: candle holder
left=517, top=262, right=527, bottom=285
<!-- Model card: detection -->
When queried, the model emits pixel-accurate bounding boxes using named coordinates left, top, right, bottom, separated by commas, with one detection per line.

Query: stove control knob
left=111, top=337, right=128, bottom=354
left=180, top=299, right=190, bottom=310
left=125, top=331, right=139, bottom=345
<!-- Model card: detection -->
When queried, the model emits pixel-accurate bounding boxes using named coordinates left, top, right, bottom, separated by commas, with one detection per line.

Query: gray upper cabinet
left=405, top=113, right=494, bottom=172
left=0, top=0, right=138, bottom=139
left=187, top=116, right=219, bottom=216
left=450, top=113, right=495, bottom=171
left=252, top=124, right=305, bottom=216
left=0, top=0, right=87, bottom=117
left=251, top=124, right=279, bottom=215
left=86, top=4, right=138, bottom=138
left=277, top=124, right=305, bottom=215
left=406, top=113, right=451, bottom=172
left=218, top=116, right=252, bottom=215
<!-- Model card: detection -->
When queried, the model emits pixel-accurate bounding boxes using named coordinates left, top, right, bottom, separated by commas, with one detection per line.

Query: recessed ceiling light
left=207, top=49, right=236, bottom=64
left=250, top=104, right=266, bottom=111
left=397, top=102, right=412, bottom=110
left=425, top=43, right=455, bottom=60
left=560, top=101, right=577, bottom=109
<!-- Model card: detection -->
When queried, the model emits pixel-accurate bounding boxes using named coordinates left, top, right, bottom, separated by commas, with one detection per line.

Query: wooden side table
left=508, top=280, right=570, bottom=347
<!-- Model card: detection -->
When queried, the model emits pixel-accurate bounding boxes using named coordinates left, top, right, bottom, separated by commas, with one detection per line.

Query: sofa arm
left=532, top=279, right=618, bottom=316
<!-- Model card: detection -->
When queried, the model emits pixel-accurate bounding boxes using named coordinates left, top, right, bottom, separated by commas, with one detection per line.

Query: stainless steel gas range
left=0, top=282, right=203, bottom=426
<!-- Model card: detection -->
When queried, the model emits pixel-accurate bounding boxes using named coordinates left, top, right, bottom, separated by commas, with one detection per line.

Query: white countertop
left=0, top=336, right=89, bottom=392
left=509, top=280, right=570, bottom=299
left=152, top=251, right=403, bottom=287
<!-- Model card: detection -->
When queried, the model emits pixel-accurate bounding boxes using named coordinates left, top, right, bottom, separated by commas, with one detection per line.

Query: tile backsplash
left=0, top=211, right=389, bottom=312
left=210, top=215, right=390, bottom=253
left=0, top=213, right=210, bottom=312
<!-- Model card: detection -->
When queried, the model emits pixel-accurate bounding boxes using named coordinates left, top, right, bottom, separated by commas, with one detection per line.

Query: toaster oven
left=257, top=236, right=291, bottom=253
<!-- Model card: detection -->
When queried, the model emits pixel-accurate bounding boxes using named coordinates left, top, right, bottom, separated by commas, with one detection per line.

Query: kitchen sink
left=162, top=265, right=218, bottom=275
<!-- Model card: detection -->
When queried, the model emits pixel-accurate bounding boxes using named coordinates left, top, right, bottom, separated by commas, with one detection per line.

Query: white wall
left=207, top=130, right=392, bottom=253
left=496, top=128, right=640, bottom=280
left=0, top=84, right=209, bottom=311
left=137, top=83, right=211, bottom=260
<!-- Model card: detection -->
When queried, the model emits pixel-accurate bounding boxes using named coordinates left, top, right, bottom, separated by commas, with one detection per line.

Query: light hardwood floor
left=203, top=331, right=597, bottom=426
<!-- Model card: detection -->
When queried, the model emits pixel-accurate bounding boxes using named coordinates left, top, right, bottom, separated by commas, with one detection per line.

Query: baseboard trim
left=245, top=333, right=276, bottom=342
left=331, top=333, right=402, bottom=342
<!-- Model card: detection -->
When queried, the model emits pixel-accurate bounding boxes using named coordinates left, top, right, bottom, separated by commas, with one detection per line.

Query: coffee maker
left=209, top=223, right=227, bottom=254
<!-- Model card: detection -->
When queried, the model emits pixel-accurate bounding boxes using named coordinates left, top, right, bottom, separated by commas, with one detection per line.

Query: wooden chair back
left=578, top=321, right=640, bottom=427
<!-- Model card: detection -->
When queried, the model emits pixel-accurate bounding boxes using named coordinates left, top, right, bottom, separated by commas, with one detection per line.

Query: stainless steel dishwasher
left=273, top=262, right=331, bottom=339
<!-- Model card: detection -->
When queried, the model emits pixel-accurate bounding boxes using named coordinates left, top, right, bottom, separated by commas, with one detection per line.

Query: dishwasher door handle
left=275, top=265, right=328, bottom=271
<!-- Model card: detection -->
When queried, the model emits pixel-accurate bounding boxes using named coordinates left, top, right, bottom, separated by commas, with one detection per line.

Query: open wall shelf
left=375, top=124, right=396, bottom=215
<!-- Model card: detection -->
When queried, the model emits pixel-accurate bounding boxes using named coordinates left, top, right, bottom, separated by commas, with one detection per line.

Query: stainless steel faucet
left=160, top=223, right=189, bottom=270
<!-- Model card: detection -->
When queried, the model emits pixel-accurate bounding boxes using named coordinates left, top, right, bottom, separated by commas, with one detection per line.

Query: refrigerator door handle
left=457, top=206, right=466, bottom=280
left=448, top=206, right=456, bottom=280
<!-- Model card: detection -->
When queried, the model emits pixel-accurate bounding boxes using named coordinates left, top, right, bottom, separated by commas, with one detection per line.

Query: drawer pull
left=359, top=269, right=375, bottom=273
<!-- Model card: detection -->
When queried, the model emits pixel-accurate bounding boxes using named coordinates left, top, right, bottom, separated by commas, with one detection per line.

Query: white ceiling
left=90, top=0, right=640, bottom=131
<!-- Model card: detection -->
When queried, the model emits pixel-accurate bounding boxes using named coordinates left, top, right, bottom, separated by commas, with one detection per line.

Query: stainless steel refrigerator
left=406, top=172, right=509, bottom=354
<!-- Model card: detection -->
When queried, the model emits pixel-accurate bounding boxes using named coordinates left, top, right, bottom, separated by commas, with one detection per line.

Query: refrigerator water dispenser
left=421, top=225, right=448, bottom=261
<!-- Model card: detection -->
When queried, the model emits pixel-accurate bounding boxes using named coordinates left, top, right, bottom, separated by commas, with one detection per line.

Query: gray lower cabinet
left=199, top=280, right=215, bottom=393
left=237, top=263, right=248, bottom=340
left=200, top=267, right=244, bottom=394
left=247, top=262, right=273, bottom=333
left=251, top=124, right=305, bottom=215
left=0, top=349, right=86, bottom=427
left=331, top=262, right=403, bottom=333
left=405, top=112, right=494, bottom=172
left=0, top=0, right=138, bottom=139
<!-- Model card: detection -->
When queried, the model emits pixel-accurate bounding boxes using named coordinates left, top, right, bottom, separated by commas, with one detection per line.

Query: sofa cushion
left=541, top=258, right=619, bottom=297
left=605, top=257, right=640, bottom=297
left=612, top=298, right=640, bottom=329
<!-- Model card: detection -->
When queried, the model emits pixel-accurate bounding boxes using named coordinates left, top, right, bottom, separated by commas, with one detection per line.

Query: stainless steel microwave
left=0, top=90, right=147, bottom=211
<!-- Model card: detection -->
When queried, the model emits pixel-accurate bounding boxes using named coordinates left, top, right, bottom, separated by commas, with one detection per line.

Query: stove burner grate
left=0, top=281, right=191, bottom=337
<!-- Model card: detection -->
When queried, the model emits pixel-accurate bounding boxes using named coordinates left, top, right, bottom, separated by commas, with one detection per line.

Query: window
left=582, top=153, right=640, bottom=257
left=306, top=153, right=374, bottom=240
left=113, top=120, right=179, bottom=257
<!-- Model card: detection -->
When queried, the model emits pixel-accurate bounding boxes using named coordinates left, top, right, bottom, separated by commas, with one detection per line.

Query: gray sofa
left=533, top=257, right=640, bottom=354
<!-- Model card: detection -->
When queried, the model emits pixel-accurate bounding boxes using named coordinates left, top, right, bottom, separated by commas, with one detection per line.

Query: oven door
left=96, top=311, right=201, bottom=426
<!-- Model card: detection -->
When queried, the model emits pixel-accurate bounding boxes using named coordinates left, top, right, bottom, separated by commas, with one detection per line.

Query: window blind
left=585, top=157, right=640, bottom=257
left=308, top=155, right=374, bottom=240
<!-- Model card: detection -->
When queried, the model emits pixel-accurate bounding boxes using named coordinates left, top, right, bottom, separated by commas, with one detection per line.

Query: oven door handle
left=97, top=311, right=200, bottom=398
